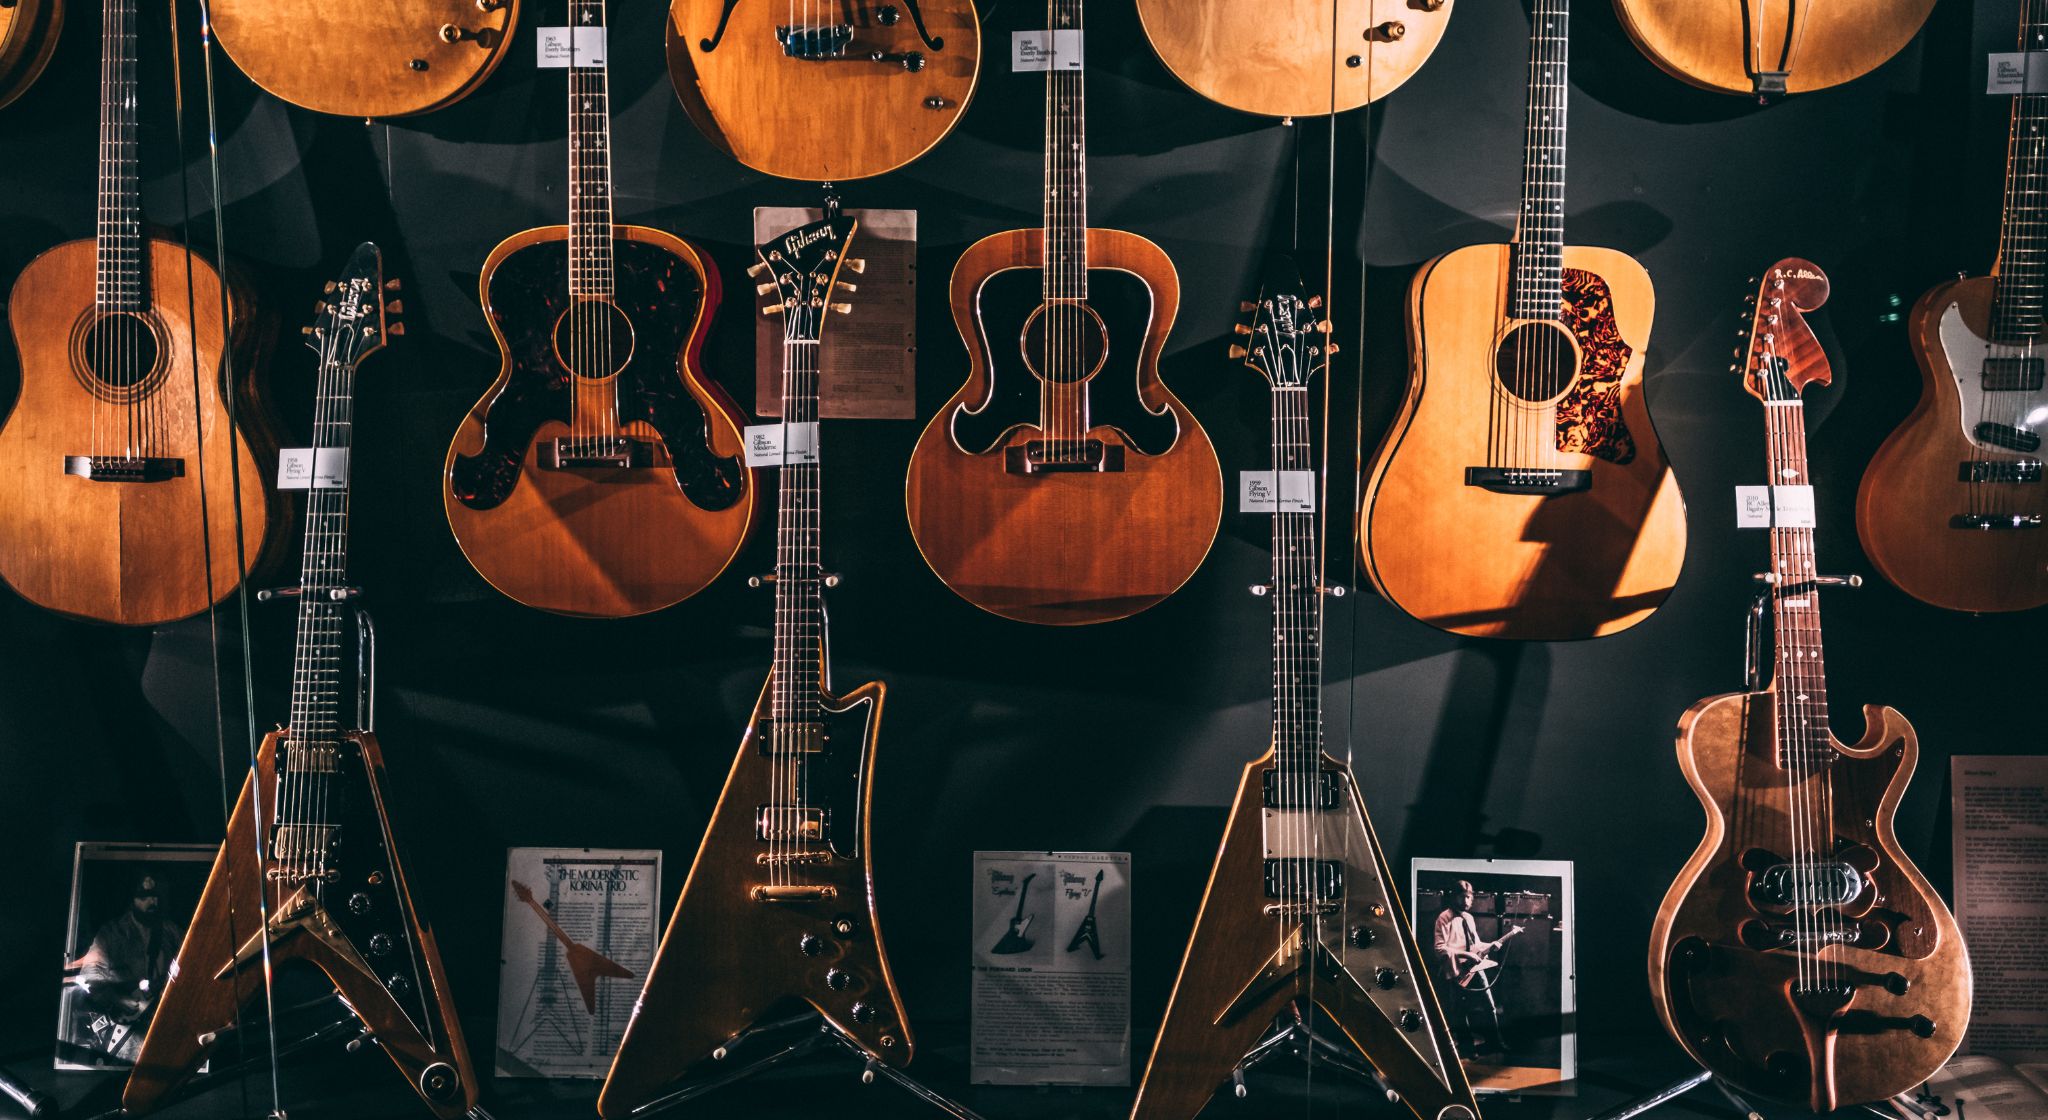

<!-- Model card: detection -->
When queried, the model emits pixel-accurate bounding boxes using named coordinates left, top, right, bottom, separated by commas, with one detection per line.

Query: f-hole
left=1020, top=300, right=1109, bottom=384
left=76, top=310, right=166, bottom=402
left=553, top=299, right=636, bottom=380
left=1492, top=320, right=1579, bottom=404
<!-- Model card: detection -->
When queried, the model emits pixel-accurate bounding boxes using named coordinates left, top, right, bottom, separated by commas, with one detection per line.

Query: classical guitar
left=1649, top=260, right=1971, bottom=1114
left=599, top=218, right=914, bottom=1118
left=0, top=0, right=61, bottom=110
left=1358, top=0, right=1684, bottom=641
left=906, top=0, right=1222, bottom=625
left=446, top=0, right=753, bottom=619
left=666, top=0, right=979, bottom=181
left=1133, top=271, right=1479, bottom=1120
left=208, top=0, right=520, bottom=119
left=1614, top=0, right=1936, bottom=99
left=126, top=245, right=482, bottom=1120
left=1857, top=3, right=2047, bottom=614
left=1135, top=0, right=1452, bottom=118
left=0, top=0, right=281, bottom=626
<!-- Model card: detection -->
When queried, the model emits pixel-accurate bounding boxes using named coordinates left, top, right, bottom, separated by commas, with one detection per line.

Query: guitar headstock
left=752, top=217, right=863, bottom=343
left=1739, top=258, right=1831, bottom=404
left=303, top=242, right=400, bottom=369
left=1231, top=264, right=1332, bottom=389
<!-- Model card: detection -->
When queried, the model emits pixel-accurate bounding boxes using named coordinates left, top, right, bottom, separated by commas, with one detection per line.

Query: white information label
left=1988, top=52, right=2048, bottom=94
left=537, top=26, right=607, bottom=68
left=971, top=851, right=1131, bottom=1086
left=277, top=448, right=349, bottom=490
left=493, top=848, right=661, bottom=1078
left=743, top=422, right=820, bottom=467
left=1012, top=29, right=1083, bottom=71
left=1952, top=757, right=2048, bottom=1063
left=1734, top=484, right=1814, bottom=528
left=1239, top=470, right=1316, bottom=513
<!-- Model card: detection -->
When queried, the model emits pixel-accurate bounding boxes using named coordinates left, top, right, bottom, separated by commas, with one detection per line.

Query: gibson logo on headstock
left=782, top=225, right=830, bottom=258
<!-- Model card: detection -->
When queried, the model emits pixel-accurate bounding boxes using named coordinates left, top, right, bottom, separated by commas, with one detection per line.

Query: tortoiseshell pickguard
left=1554, top=268, right=1636, bottom=464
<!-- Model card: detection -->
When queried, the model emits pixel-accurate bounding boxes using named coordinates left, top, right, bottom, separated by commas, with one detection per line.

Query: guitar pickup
left=1261, top=769, right=1340, bottom=811
left=536, top=437, right=670, bottom=470
left=754, top=719, right=827, bottom=754
left=266, top=824, right=338, bottom=878
left=755, top=805, right=829, bottom=843
left=1974, top=422, right=2041, bottom=454
left=1981, top=356, right=2045, bottom=391
left=283, top=741, right=341, bottom=774
left=777, top=23, right=852, bottom=59
left=1263, top=858, right=1343, bottom=902
left=1951, top=513, right=2043, bottom=530
left=1005, top=439, right=1124, bottom=475
left=1958, top=459, right=2041, bottom=483
left=64, top=455, right=184, bottom=483
left=1464, top=467, right=1590, bottom=495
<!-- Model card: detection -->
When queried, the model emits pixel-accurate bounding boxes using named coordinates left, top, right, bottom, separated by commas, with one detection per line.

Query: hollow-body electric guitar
left=1649, top=260, right=1971, bottom=1114
left=1358, top=0, right=1684, bottom=640
left=126, top=245, right=480, bottom=1119
left=906, top=0, right=1221, bottom=625
left=0, top=0, right=280, bottom=626
left=208, top=0, right=521, bottom=119
left=1135, top=0, right=1452, bottom=118
left=1133, top=271, right=1479, bottom=1120
left=600, top=218, right=914, bottom=1117
left=1613, top=0, right=1935, bottom=99
left=446, top=0, right=752, bottom=618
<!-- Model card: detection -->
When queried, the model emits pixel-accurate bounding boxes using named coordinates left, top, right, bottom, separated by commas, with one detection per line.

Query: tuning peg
left=386, top=322, right=405, bottom=336
left=747, top=261, right=771, bottom=278
left=838, top=282, right=857, bottom=293
left=384, top=278, right=402, bottom=292
left=843, top=258, right=867, bottom=274
left=1326, top=343, right=1340, bottom=354
left=1233, top=322, right=1253, bottom=336
left=1307, top=295, right=1324, bottom=309
left=757, top=282, right=778, bottom=296
left=1238, top=300, right=1256, bottom=313
left=831, top=302, right=854, bottom=315
left=385, top=300, right=404, bottom=315
left=1228, top=343, right=1248, bottom=360
left=1319, top=320, right=1334, bottom=333
left=762, top=303, right=787, bottom=316
left=300, top=325, right=315, bottom=337
left=323, top=281, right=337, bottom=294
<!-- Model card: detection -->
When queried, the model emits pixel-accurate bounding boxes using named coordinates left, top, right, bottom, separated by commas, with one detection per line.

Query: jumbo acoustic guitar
left=1358, top=0, right=1684, bottom=641
left=906, top=0, right=1221, bottom=625
left=1135, top=0, right=1452, bottom=118
left=1134, top=271, right=1479, bottom=1120
left=0, top=0, right=61, bottom=110
left=208, top=0, right=520, bottom=118
left=1648, top=261, right=1971, bottom=1114
left=445, top=0, right=753, bottom=618
left=1614, top=0, right=1936, bottom=99
left=126, top=245, right=482, bottom=1120
left=600, top=218, right=915, bottom=1117
left=1857, top=1, right=2047, bottom=613
left=0, top=0, right=281, bottom=626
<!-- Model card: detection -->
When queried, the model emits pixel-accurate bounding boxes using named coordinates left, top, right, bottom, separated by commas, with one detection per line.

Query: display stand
left=0, top=1069, right=52, bottom=1117
left=1226, top=1001, right=1407, bottom=1108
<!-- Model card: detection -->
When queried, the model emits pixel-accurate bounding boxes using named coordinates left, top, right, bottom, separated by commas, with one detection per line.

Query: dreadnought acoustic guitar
left=1649, top=261, right=1971, bottom=1115
left=1134, top=271, right=1479, bottom=1120
left=0, top=0, right=281, bottom=626
left=0, top=0, right=61, bottom=110
left=127, top=245, right=482, bottom=1120
left=666, top=0, right=979, bottom=181
left=1613, top=0, right=1936, bottom=99
left=1135, top=0, right=1452, bottom=118
left=1857, top=2, right=2047, bottom=614
left=446, top=0, right=753, bottom=618
left=906, top=0, right=1222, bottom=625
left=600, top=218, right=914, bottom=1117
left=209, top=0, right=520, bottom=118
left=1359, top=0, right=1684, bottom=641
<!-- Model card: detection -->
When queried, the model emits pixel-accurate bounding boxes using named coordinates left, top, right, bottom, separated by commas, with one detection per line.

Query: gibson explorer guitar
left=1649, top=261, right=1971, bottom=1114
left=446, top=0, right=753, bottom=618
left=126, top=246, right=480, bottom=1119
left=1358, top=0, right=1684, bottom=640
left=1133, top=272, right=1479, bottom=1120
left=1856, top=0, right=2048, bottom=613
left=600, top=218, right=914, bottom=1117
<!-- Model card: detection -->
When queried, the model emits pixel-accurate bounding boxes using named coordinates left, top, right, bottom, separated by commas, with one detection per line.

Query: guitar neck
left=96, top=0, right=144, bottom=313
left=1510, top=0, right=1570, bottom=321
left=772, top=337, right=825, bottom=723
left=1993, top=8, right=2048, bottom=343
left=1043, top=0, right=1087, bottom=299
left=1759, top=391, right=1833, bottom=769
left=567, top=0, right=615, bottom=300
left=1269, top=385, right=1322, bottom=771
left=286, top=337, right=362, bottom=749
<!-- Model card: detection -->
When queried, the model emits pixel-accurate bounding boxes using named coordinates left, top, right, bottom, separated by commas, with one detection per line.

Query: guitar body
left=598, top=675, right=909, bottom=1117
left=445, top=224, right=753, bottom=618
left=0, top=238, right=279, bottom=625
left=1648, top=691, right=1971, bottom=1112
left=1135, top=0, right=1451, bottom=117
left=1134, top=750, right=1478, bottom=1120
left=665, top=0, right=979, bottom=181
left=125, top=731, right=477, bottom=1119
left=0, top=0, right=61, bottom=110
left=209, top=0, right=520, bottom=118
left=1612, top=0, right=1935, bottom=96
left=1360, top=242, right=1685, bottom=639
left=906, top=228, right=1222, bottom=625
left=1857, top=277, right=2048, bottom=613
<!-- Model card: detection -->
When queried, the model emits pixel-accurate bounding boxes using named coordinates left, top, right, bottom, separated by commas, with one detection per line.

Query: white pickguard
left=1936, top=303, right=2048, bottom=454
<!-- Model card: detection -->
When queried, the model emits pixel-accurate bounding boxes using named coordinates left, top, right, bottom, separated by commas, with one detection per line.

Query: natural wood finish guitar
left=0, top=0, right=62, bottom=110
left=1135, top=0, right=1452, bottom=118
left=1614, top=0, right=1937, bottom=98
left=209, top=0, right=520, bottom=118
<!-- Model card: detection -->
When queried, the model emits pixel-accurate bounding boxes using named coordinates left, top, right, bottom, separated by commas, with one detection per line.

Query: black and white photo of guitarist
left=1432, top=880, right=1511, bottom=1057
left=66, top=873, right=183, bottom=1063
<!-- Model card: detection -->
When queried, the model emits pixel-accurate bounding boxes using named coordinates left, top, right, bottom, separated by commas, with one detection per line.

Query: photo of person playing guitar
left=1432, top=879, right=1525, bottom=1056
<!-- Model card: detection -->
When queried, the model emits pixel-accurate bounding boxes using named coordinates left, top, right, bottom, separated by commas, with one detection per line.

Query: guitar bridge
left=1957, top=459, right=2040, bottom=483
left=536, top=436, right=669, bottom=470
left=752, top=884, right=838, bottom=902
left=63, top=455, right=184, bottom=483
left=1005, top=439, right=1124, bottom=475
left=1262, top=900, right=1341, bottom=917
left=1951, top=513, right=2042, bottom=530
left=1464, top=466, right=1591, bottom=495
left=755, top=805, right=829, bottom=843
left=757, top=851, right=833, bottom=867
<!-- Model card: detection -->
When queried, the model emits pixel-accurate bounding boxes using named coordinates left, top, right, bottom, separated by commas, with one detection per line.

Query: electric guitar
left=1856, top=0, right=2048, bottom=613
left=208, top=0, right=521, bottom=119
left=126, top=245, right=481, bottom=1119
left=599, top=218, right=914, bottom=1118
left=511, top=879, right=635, bottom=1015
left=1135, top=0, right=1452, bottom=118
left=446, top=0, right=754, bottom=618
left=1133, top=270, right=1480, bottom=1120
left=1358, top=0, right=1684, bottom=640
left=1067, top=868, right=1103, bottom=959
left=1649, top=260, right=1972, bottom=1114
left=991, top=872, right=1037, bottom=955
left=906, top=0, right=1222, bottom=625
left=1451, top=924, right=1523, bottom=990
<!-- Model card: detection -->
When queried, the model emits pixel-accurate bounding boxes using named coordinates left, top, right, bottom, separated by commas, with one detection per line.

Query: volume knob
left=825, top=969, right=854, bottom=992
left=1347, top=925, right=1375, bottom=949
left=368, top=933, right=394, bottom=957
left=798, top=933, right=825, bottom=957
left=849, top=1001, right=878, bottom=1024
left=1374, top=967, right=1401, bottom=990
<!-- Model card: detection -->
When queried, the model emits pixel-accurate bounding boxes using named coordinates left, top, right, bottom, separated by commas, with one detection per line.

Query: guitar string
left=1997, top=2, right=2044, bottom=526
left=1759, top=307, right=1808, bottom=994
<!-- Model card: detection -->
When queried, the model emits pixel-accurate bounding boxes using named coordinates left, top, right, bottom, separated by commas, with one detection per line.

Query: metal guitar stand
left=1226, top=1001, right=1410, bottom=1109
left=0, top=1068, right=53, bottom=1117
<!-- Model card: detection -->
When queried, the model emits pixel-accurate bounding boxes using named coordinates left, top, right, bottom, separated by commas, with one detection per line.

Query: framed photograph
left=1410, top=857, right=1576, bottom=1094
left=56, top=842, right=216, bottom=1070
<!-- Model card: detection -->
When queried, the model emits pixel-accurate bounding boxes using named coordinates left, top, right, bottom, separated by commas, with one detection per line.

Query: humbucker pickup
left=268, top=824, right=337, bottom=868
left=536, top=437, right=670, bottom=471
left=1975, top=422, right=2042, bottom=454
left=755, top=805, right=828, bottom=843
left=1263, top=858, right=1343, bottom=902
left=1262, top=769, right=1340, bottom=811
left=1005, top=440, right=1125, bottom=475
left=1464, top=467, right=1591, bottom=496
left=1982, top=355, right=2046, bottom=392
left=754, top=719, right=827, bottom=754
left=283, top=741, right=341, bottom=773
left=63, top=455, right=184, bottom=483
left=1958, top=459, right=2042, bottom=484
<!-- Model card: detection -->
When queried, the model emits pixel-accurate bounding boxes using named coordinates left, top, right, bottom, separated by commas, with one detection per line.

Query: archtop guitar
left=1613, top=0, right=1936, bottom=99
left=208, top=0, right=521, bottom=118
left=0, top=0, right=61, bottom=110
left=1136, top=0, right=1452, bottom=118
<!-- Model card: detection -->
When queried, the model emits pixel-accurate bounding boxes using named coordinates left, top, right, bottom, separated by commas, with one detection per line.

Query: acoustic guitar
left=1648, top=261, right=1971, bottom=1114
left=0, top=0, right=281, bottom=627
left=1358, top=0, right=1684, bottom=641
left=1857, top=2, right=2047, bottom=614
left=0, top=0, right=61, bottom=110
left=1135, top=0, right=1452, bottom=118
left=1613, top=0, right=1936, bottom=99
left=126, top=245, right=482, bottom=1120
left=599, top=218, right=915, bottom=1117
left=1133, top=271, right=1479, bottom=1120
left=445, top=0, right=753, bottom=619
left=208, top=0, right=519, bottom=118
left=665, top=0, right=979, bottom=181
left=906, top=0, right=1221, bottom=625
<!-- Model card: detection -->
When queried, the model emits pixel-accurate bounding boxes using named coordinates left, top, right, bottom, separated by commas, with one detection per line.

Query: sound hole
left=552, top=299, right=636, bottom=380
left=1019, top=300, right=1109, bottom=383
left=1493, top=321, right=1578, bottom=403
left=80, top=311, right=164, bottom=399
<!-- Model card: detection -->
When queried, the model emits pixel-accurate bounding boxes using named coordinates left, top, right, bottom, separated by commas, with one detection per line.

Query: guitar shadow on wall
left=1397, top=640, right=1550, bottom=866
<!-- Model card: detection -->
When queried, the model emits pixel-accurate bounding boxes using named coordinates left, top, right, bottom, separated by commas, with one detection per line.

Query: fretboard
left=1761, top=394, right=1832, bottom=768
left=286, top=331, right=361, bottom=758
left=1510, top=0, right=1570, bottom=321
left=567, top=0, right=615, bottom=300
left=771, top=338, right=824, bottom=724
left=96, top=0, right=143, bottom=313
left=1043, top=0, right=1087, bottom=300
left=1269, top=386, right=1323, bottom=769
left=1993, top=9, right=2048, bottom=344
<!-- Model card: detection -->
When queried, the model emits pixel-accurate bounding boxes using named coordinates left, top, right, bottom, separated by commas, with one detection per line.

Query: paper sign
left=971, top=851, right=1130, bottom=1086
left=494, top=848, right=660, bottom=1078
left=1988, top=52, right=2048, bottom=94
left=743, top=423, right=820, bottom=467
left=1239, top=470, right=1316, bottom=513
left=1952, top=757, right=2048, bottom=1063
left=1012, top=30, right=1083, bottom=71
left=751, top=207, right=917, bottom=419
left=277, top=448, right=349, bottom=490
left=1735, top=485, right=1814, bottom=528
left=537, top=26, right=606, bottom=68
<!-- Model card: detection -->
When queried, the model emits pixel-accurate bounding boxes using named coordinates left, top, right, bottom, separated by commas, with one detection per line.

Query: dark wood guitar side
left=0, top=0, right=62, bottom=110
left=208, top=0, right=521, bottom=118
